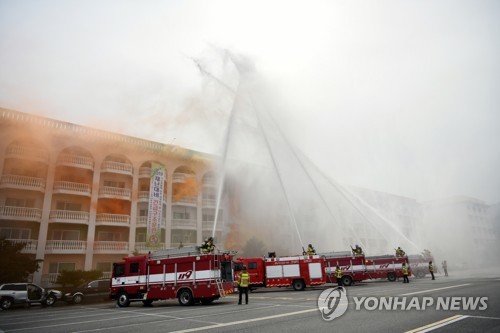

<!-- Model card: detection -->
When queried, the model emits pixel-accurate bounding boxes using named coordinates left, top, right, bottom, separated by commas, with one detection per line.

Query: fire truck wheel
left=292, top=279, right=305, bottom=291
left=387, top=272, right=397, bottom=282
left=341, top=275, right=353, bottom=286
left=117, top=293, right=130, bottom=307
left=178, top=289, right=194, bottom=306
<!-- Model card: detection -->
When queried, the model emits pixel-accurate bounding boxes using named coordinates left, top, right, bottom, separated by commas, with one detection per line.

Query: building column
left=84, top=160, right=101, bottom=270
left=128, top=163, right=139, bottom=254
left=33, top=155, right=57, bottom=286
left=165, top=169, right=173, bottom=247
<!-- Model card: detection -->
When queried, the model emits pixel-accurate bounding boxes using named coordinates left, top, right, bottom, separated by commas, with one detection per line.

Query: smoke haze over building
left=1, top=0, right=499, bottom=206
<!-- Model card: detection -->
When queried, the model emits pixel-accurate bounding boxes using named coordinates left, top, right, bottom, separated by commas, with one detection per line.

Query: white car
left=0, top=283, right=62, bottom=310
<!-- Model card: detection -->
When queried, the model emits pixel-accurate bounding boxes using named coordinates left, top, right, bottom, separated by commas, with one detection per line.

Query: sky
left=1, top=0, right=499, bottom=204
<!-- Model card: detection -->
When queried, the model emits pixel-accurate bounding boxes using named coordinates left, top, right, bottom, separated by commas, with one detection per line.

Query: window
left=130, top=262, right=139, bottom=273
left=49, top=262, right=76, bottom=273
left=248, top=262, right=257, bottom=270
left=97, top=231, right=121, bottom=241
left=104, top=180, right=125, bottom=188
left=113, top=263, right=125, bottom=277
left=5, top=198, right=35, bottom=207
left=173, top=212, right=190, bottom=219
left=53, top=230, right=80, bottom=240
left=0, top=228, right=31, bottom=239
left=56, top=201, right=82, bottom=211
left=96, top=262, right=112, bottom=273
left=139, top=209, right=148, bottom=216
left=136, top=233, right=146, bottom=242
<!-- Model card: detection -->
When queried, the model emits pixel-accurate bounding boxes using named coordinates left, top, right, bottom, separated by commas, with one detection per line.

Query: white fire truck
left=110, top=246, right=235, bottom=307
left=233, top=254, right=326, bottom=291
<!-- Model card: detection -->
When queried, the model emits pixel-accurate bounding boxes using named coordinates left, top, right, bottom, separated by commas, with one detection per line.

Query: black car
left=62, top=279, right=110, bottom=304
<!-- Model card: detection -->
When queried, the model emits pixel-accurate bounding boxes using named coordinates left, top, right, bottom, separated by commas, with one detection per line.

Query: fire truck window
left=220, top=262, right=233, bottom=282
left=248, top=262, right=257, bottom=270
left=113, top=263, right=125, bottom=277
left=130, top=262, right=140, bottom=273
left=234, top=263, right=243, bottom=272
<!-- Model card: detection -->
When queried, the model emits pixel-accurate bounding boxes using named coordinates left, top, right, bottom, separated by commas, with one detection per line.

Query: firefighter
left=352, top=244, right=364, bottom=256
left=200, top=237, right=215, bottom=253
left=395, top=247, right=406, bottom=257
left=306, top=244, right=316, bottom=255
left=335, top=265, right=343, bottom=288
left=237, top=266, right=250, bottom=305
left=402, top=262, right=409, bottom=283
left=429, top=261, right=435, bottom=280
left=442, top=260, right=448, bottom=277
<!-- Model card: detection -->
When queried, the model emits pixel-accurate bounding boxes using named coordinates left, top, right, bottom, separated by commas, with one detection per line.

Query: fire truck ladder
left=213, top=253, right=226, bottom=297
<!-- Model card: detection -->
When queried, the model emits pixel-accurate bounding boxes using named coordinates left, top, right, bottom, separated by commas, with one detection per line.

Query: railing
left=172, top=196, right=197, bottom=205
left=53, top=181, right=92, bottom=196
left=202, top=198, right=217, bottom=207
left=134, top=242, right=166, bottom=253
left=136, top=216, right=166, bottom=227
left=98, top=186, right=131, bottom=199
left=96, top=213, right=130, bottom=225
left=101, top=161, right=133, bottom=175
left=43, top=273, right=60, bottom=284
left=49, top=210, right=90, bottom=223
left=45, top=240, right=87, bottom=252
left=171, top=218, right=197, bottom=229
left=139, top=167, right=151, bottom=178
left=6, top=144, right=49, bottom=162
left=56, top=153, right=94, bottom=170
left=173, top=173, right=194, bottom=183
left=93, top=241, right=129, bottom=251
left=6, top=239, right=38, bottom=252
left=202, top=221, right=223, bottom=230
left=0, top=175, right=46, bottom=191
left=138, top=191, right=167, bottom=202
left=0, top=206, right=42, bottom=221
left=202, top=177, right=217, bottom=187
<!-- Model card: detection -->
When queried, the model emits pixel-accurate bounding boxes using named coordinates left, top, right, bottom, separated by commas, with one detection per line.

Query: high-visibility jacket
left=238, top=272, right=250, bottom=288
left=402, top=266, right=408, bottom=275
left=335, top=268, right=342, bottom=279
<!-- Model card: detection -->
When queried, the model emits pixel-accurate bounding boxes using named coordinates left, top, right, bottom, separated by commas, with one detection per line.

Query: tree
left=241, top=237, right=267, bottom=257
left=56, top=270, right=103, bottom=287
left=0, top=239, right=38, bottom=284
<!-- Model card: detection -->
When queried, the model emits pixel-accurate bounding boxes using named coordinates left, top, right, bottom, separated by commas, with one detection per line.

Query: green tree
left=0, top=239, right=38, bottom=284
left=56, top=270, right=103, bottom=287
left=241, top=237, right=267, bottom=257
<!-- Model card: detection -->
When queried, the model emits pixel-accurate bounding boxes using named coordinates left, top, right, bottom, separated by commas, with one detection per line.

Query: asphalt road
left=1, top=274, right=499, bottom=333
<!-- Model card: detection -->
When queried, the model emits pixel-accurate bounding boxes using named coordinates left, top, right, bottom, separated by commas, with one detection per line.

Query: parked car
left=62, top=279, right=110, bottom=304
left=0, top=283, right=62, bottom=310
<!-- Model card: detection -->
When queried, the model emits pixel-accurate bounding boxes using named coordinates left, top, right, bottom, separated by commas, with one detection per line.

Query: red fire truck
left=364, top=255, right=410, bottom=281
left=234, top=254, right=326, bottom=291
left=110, top=246, right=235, bottom=307
left=320, top=251, right=369, bottom=286
left=408, top=253, right=435, bottom=278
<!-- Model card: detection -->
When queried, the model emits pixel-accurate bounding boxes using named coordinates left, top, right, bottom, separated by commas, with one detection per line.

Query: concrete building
left=0, top=108, right=225, bottom=286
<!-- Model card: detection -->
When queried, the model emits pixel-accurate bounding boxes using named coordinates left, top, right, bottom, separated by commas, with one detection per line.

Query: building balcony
left=171, top=218, right=197, bottom=230
left=95, top=213, right=130, bottom=226
left=45, top=240, right=87, bottom=254
left=49, top=210, right=90, bottom=224
left=139, top=166, right=151, bottom=178
left=0, top=175, right=46, bottom=192
left=202, top=198, right=217, bottom=207
left=101, top=161, right=133, bottom=176
left=202, top=177, right=217, bottom=187
left=138, top=191, right=167, bottom=203
left=172, top=196, right=197, bottom=205
left=136, top=216, right=166, bottom=228
left=6, top=144, right=49, bottom=163
left=53, top=181, right=92, bottom=196
left=56, top=153, right=94, bottom=170
left=6, top=239, right=38, bottom=253
left=134, top=242, right=166, bottom=254
left=93, top=241, right=129, bottom=254
left=0, top=206, right=42, bottom=222
left=173, top=173, right=194, bottom=183
left=202, top=221, right=223, bottom=231
left=98, top=186, right=131, bottom=200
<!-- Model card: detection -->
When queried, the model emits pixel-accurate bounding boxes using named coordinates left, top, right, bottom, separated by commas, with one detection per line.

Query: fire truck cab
left=110, top=246, right=235, bottom=307
left=234, top=254, right=326, bottom=291
left=408, top=254, right=435, bottom=278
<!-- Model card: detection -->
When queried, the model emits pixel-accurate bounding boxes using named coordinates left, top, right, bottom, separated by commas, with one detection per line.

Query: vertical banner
left=147, top=163, right=165, bottom=247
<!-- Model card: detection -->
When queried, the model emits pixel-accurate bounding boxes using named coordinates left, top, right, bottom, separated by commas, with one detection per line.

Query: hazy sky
left=1, top=0, right=499, bottom=204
